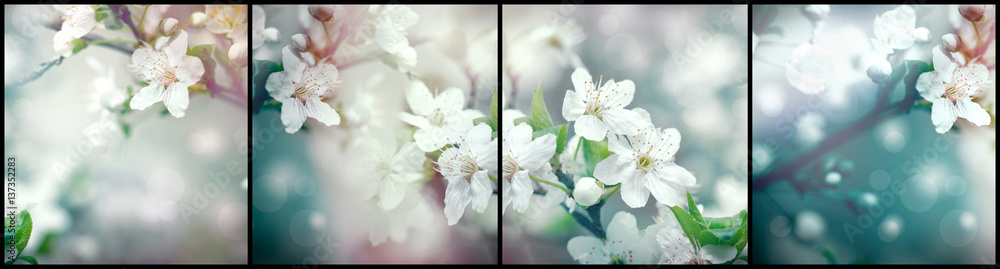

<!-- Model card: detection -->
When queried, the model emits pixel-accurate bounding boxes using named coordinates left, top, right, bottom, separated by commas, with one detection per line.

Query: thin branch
left=4, top=56, right=63, bottom=88
left=110, top=5, right=142, bottom=42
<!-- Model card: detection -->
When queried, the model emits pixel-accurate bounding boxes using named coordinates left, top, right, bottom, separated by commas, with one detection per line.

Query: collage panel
left=500, top=5, right=750, bottom=265
left=751, top=5, right=995, bottom=264
left=4, top=4, right=249, bottom=264
left=249, top=5, right=499, bottom=264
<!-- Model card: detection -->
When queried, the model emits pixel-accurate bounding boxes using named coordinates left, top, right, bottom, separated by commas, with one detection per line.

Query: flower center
left=428, top=108, right=447, bottom=126
left=502, top=152, right=518, bottom=180
left=371, top=160, right=391, bottom=181
left=636, top=154, right=655, bottom=173
left=156, top=65, right=178, bottom=86
left=459, top=154, right=478, bottom=181
left=599, top=238, right=634, bottom=264
left=583, top=75, right=609, bottom=119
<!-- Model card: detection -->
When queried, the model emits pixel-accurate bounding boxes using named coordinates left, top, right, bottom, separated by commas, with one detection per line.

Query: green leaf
left=95, top=11, right=108, bottom=21
left=15, top=210, right=32, bottom=258
left=71, top=39, right=87, bottom=54
left=214, top=42, right=234, bottom=67
left=686, top=191, right=706, bottom=226
left=669, top=205, right=703, bottom=247
left=821, top=244, right=838, bottom=264
left=706, top=227, right=740, bottom=245
left=527, top=82, right=554, bottom=131
left=16, top=255, right=38, bottom=265
left=37, top=232, right=61, bottom=255
left=699, top=230, right=722, bottom=246
left=555, top=124, right=568, bottom=155
left=473, top=116, right=490, bottom=126
left=488, top=89, right=498, bottom=132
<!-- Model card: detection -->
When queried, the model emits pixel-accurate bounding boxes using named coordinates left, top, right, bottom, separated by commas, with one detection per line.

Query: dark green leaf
left=95, top=11, right=108, bottom=21
left=699, top=230, right=722, bottom=246
left=16, top=255, right=37, bottom=265
left=669, top=205, right=703, bottom=247
left=37, top=232, right=61, bottom=255
left=821, top=244, right=838, bottom=264
left=527, top=82, right=554, bottom=131
left=686, top=191, right=706, bottom=226
left=15, top=210, right=32, bottom=258
left=251, top=60, right=283, bottom=114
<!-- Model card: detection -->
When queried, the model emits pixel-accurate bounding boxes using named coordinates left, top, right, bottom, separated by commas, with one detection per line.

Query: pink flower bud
left=959, top=5, right=985, bottom=22
left=308, top=5, right=336, bottom=22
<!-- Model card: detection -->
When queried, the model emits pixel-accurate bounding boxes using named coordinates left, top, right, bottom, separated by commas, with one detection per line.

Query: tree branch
left=110, top=5, right=143, bottom=42
left=4, top=56, right=63, bottom=88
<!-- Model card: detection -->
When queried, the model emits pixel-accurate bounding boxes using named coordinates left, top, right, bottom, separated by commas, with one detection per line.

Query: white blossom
left=52, top=5, right=98, bottom=57
left=501, top=123, right=555, bottom=215
left=594, top=128, right=695, bottom=208
left=438, top=123, right=497, bottom=226
left=871, top=6, right=917, bottom=55
left=400, top=81, right=483, bottom=152
left=265, top=46, right=341, bottom=133
left=127, top=30, right=205, bottom=118
left=562, top=68, right=647, bottom=141
left=916, top=46, right=991, bottom=133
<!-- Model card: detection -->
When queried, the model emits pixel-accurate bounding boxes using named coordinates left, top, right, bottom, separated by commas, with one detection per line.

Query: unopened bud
left=942, top=34, right=961, bottom=52
left=572, top=177, right=603, bottom=206
left=867, top=58, right=892, bottom=83
left=308, top=5, right=336, bottom=22
left=228, top=42, right=248, bottom=68
left=959, top=5, right=985, bottom=22
left=159, top=18, right=179, bottom=36
left=913, top=27, right=930, bottom=43
left=190, top=12, right=208, bottom=27
left=263, top=28, right=280, bottom=42
left=291, top=33, right=311, bottom=52
left=803, top=5, right=830, bottom=21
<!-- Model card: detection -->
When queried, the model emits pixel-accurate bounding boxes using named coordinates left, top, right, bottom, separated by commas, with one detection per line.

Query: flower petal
left=376, top=180, right=405, bottom=210
left=163, top=83, right=189, bottom=118
left=657, top=163, right=696, bottom=187
left=265, top=71, right=294, bottom=101
left=701, top=245, right=738, bottom=264
left=594, top=154, right=629, bottom=186
left=506, top=123, right=533, bottom=156
left=931, top=98, right=958, bottom=133
left=175, top=55, right=206, bottom=85
left=391, top=142, right=426, bottom=173
left=443, top=175, right=472, bottom=226
left=413, top=127, right=446, bottom=152
left=164, top=30, right=189, bottom=67
left=510, top=171, right=533, bottom=213
left=570, top=68, right=592, bottom=93
left=606, top=134, right=633, bottom=155
left=465, top=123, right=494, bottom=154
left=620, top=174, right=650, bottom=208
left=931, top=46, right=954, bottom=83
left=518, top=133, right=556, bottom=172
left=575, top=114, right=609, bottom=141
left=955, top=97, right=991, bottom=126
left=501, top=178, right=512, bottom=215
left=130, top=83, right=165, bottom=111
left=602, top=108, right=645, bottom=136
left=469, top=170, right=492, bottom=213
left=567, top=236, right=609, bottom=264
left=562, top=90, right=586, bottom=121
left=281, top=46, right=305, bottom=83
left=304, top=98, right=341, bottom=126
left=280, top=99, right=307, bottom=134
left=606, top=211, right=640, bottom=243
left=405, top=81, right=433, bottom=116
left=603, top=79, right=635, bottom=108
left=436, top=87, right=467, bottom=114
left=644, top=172, right=684, bottom=207
left=915, top=71, right=943, bottom=101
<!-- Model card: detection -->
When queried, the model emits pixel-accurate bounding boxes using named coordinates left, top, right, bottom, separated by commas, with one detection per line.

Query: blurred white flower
left=502, top=123, right=556, bottom=215
left=400, top=81, right=483, bottom=152
left=84, top=57, right=126, bottom=113
left=871, top=6, right=917, bottom=55
left=265, top=46, right=341, bottom=133
left=573, top=177, right=603, bottom=206
left=228, top=41, right=248, bottom=68
left=501, top=109, right=526, bottom=133
left=562, top=68, right=646, bottom=141
left=52, top=5, right=98, bottom=57
left=594, top=128, right=695, bottom=208
left=786, top=43, right=834, bottom=94
left=438, top=123, right=497, bottom=226
left=190, top=11, right=208, bottom=27
left=917, top=46, right=991, bottom=133
left=252, top=6, right=280, bottom=49
left=371, top=5, right=419, bottom=72
left=127, top=30, right=205, bottom=118
left=867, top=58, right=893, bottom=83
left=803, top=5, right=830, bottom=21
left=913, top=27, right=931, bottom=43
left=567, top=211, right=657, bottom=264
left=358, top=137, right=426, bottom=211
left=367, top=187, right=433, bottom=246
left=205, top=5, right=248, bottom=40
